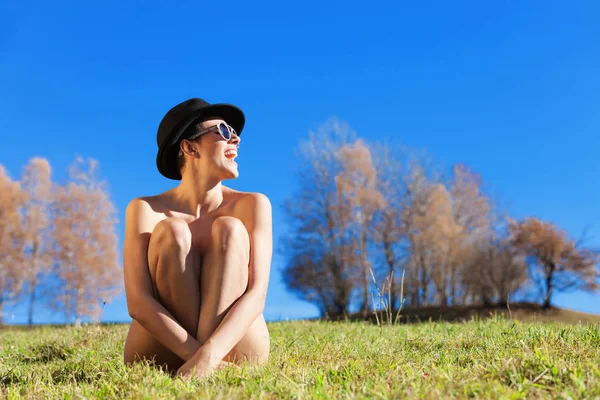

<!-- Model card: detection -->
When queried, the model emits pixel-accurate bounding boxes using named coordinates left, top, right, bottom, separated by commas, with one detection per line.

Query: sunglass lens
left=219, top=123, right=231, bottom=140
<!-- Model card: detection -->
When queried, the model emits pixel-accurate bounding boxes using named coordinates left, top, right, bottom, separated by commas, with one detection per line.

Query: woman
left=123, top=98, right=272, bottom=379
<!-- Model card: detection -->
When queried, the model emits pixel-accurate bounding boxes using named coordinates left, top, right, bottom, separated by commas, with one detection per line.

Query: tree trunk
left=542, top=262, right=555, bottom=309
left=330, top=259, right=350, bottom=317
left=359, top=232, right=370, bottom=314
left=542, top=289, right=552, bottom=309
left=28, top=282, right=36, bottom=328
left=482, top=293, right=493, bottom=307
left=418, top=248, right=428, bottom=306
left=435, top=266, right=448, bottom=307
left=449, top=267, right=456, bottom=306
left=65, top=287, right=71, bottom=325
left=497, top=278, right=509, bottom=308
left=360, top=269, right=369, bottom=313
left=439, top=289, right=448, bottom=307
left=383, top=241, right=397, bottom=310
left=482, top=266, right=493, bottom=306
left=409, top=251, right=420, bottom=307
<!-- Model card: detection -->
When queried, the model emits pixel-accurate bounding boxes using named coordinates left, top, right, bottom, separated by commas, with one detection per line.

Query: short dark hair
left=176, top=122, right=197, bottom=174
left=176, top=116, right=218, bottom=174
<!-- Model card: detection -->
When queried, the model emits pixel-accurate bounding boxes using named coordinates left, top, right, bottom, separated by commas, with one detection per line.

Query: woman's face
left=193, top=118, right=241, bottom=180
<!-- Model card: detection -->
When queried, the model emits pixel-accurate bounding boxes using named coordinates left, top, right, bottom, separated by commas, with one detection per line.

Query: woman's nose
left=230, top=133, right=241, bottom=145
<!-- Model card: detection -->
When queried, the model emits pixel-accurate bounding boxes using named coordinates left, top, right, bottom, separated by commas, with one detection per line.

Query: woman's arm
left=123, top=198, right=201, bottom=362
left=197, top=192, right=273, bottom=361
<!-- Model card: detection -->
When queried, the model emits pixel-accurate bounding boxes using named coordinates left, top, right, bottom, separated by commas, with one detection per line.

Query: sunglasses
left=178, top=122, right=239, bottom=157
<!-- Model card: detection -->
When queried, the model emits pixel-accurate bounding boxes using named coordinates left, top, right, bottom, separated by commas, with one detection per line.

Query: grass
left=1, top=316, right=599, bottom=399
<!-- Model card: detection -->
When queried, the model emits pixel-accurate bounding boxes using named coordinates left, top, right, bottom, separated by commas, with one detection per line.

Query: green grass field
left=1, top=316, right=599, bottom=399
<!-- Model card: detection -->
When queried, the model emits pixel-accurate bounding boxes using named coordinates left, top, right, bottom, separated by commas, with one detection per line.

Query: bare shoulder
left=125, top=195, right=159, bottom=218
left=227, top=189, right=271, bottom=211
left=239, top=192, right=271, bottom=210
left=124, top=195, right=165, bottom=234
left=224, top=188, right=272, bottom=226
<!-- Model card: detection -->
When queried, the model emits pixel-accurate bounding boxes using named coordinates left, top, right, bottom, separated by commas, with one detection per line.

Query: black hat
left=156, top=98, right=245, bottom=180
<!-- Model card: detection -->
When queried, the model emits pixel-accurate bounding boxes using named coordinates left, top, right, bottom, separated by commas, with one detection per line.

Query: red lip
left=224, top=149, right=238, bottom=160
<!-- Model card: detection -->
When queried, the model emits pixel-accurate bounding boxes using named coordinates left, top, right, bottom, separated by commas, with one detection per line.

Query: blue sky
left=1, top=1, right=599, bottom=324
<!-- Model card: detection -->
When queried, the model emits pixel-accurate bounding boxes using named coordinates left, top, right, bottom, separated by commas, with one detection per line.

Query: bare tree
left=282, top=248, right=353, bottom=316
left=0, top=165, right=28, bottom=324
left=51, top=157, right=121, bottom=325
left=508, top=217, right=600, bottom=309
left=462, top=228, right=528, bottom=307
left=446, top=164, right=491, bottom=305
left=282, top=119, right=359, bottom=317
left=20, top=157, right=54, bottom=327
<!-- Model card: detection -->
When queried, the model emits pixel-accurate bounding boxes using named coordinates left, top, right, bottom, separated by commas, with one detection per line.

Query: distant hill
left=335, top=302, right=600, bottom=325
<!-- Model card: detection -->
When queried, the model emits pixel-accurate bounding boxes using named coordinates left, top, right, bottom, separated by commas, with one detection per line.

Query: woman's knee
left=151, top=218, right=192, bottom=254
left=211, top=216, right=249, bottom=252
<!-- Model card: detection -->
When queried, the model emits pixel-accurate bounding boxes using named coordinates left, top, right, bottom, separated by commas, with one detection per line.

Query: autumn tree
left=377, top=159, right=503, bottom=308
left=282, top=119, right=358, bottom=317
left=508, top=217, right=600, bottom=309
left=401, top=158, right=438, bottom=307
left=283, top=118, right=597, bottom=315
left=414, top=182, right=460, bottom=307
left=403, top=164, right=492, bottom=307
left=20, top=157, right=54, bottom=327
left=335, top=140, right=384, bottom=314
left=370, top=142, right=408, bottom=311
left=0, top=165, right=28, bottom=324
left=51, top=157, right=121, bottom=325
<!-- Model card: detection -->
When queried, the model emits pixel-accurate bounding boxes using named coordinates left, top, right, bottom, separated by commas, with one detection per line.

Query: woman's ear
left=180, top=140, right=198, bottom=157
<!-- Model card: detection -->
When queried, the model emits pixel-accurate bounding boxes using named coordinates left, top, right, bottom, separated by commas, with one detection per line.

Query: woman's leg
left=124, top=217, right=201, bottom=372
left=125, top=216, right=270, bottom=372
left=147, top=218, right=201, bottom=334
left=196, top=216, right=270, bottom=364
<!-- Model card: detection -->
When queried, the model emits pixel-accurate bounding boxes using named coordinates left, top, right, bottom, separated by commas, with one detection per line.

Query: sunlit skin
left=122, top=118, right=272, bottom=379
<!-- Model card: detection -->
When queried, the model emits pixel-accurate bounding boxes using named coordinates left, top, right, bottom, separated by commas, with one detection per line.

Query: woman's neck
left=173, top=171, right=224, bottom=217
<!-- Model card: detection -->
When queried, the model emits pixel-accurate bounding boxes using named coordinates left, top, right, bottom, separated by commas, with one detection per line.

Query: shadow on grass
left=0, top=369, right=26, bottom=386
left=18, top=342, right=74, bottom=364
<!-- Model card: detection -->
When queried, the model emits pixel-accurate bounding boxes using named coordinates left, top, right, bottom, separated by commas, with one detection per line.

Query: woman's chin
left=221, top=163, right=239, bottom=179
left=227, top=171, right=240, bottom=179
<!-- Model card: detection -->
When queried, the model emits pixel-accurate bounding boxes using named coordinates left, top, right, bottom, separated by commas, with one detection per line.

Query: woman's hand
left=177, top=348, right=239, bottom=380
